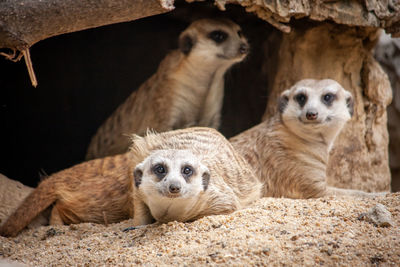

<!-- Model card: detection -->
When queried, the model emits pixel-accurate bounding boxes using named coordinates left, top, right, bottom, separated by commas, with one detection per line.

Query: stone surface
left=0, top=174, right=33, bottom=225
left=0, top=174, right=47, bottom=229
left=359, top=203, right=395, bottom=227
left=375, top=33, right=400, bottom=192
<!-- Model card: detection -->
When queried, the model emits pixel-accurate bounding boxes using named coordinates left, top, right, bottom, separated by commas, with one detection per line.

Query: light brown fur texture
left=0, top=128, right=261, bottom=237
left=129, top=128, right=262, bottom=226
left=86, top=18, right=249, bottom=160
left=230, top=79, right=386, bottom=199
left=0, top=153, right=134, bottom=237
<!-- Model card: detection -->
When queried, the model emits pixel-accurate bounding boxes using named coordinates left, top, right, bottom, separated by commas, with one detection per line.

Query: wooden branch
left=0, top=0, right=175, bottom=50
left=205, top=0, right=400, bottom=36
left=0, top=0, right=174, bottom=86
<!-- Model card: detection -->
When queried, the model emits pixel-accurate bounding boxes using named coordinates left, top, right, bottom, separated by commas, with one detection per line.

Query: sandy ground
left=0, top=192, right=399, bottom=266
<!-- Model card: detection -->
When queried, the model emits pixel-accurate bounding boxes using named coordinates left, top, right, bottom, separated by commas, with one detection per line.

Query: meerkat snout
left=239, top=42, right=249, bottom=54
left=306, top=109, right=318, bottom=121
left=169, top=182, right=181, bottom=194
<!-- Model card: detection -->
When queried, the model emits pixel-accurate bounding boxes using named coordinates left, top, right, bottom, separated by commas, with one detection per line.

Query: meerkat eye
left=153, top=164, right=167, bottom=179
left=295, top=93, right=307, bottom=107
left=208, top=30, right=228, bottom=44
left=322, top=93, right=336, bottom=106
left=181, top=165, right=193, bottom=180
left=237, top=30, right=243, bottom=38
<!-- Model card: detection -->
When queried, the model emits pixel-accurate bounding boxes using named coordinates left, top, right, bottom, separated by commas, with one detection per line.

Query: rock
left=0, top=174, right=48, bottom=228
left=204, top=0, right=400, bottom=36
left=0, top=174, right=33, bottom=224
left=359, top=203, right=395, bottom=227
left=374, top=32, right=400, bottom=192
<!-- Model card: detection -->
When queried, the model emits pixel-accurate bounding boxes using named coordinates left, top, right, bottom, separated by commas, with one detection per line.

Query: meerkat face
left=279, top=79, right=354, bottom=145
left=134, top=150, right=210, bottom=200
left=178, top=18, right=249, bottom=65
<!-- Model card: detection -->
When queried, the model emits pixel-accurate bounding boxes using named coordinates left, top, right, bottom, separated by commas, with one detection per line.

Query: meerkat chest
left=146, top=197, right=199, bottom=223
left=170, top=85, right=210, bottom=124
left=171, top=71, right=225, bottom=127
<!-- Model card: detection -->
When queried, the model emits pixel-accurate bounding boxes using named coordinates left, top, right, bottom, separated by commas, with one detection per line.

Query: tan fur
left=130, top=128, right=262, bottom=226
left=86, top=18, right=249, bottom=160
left=0, top=128, right=261, bottom=237
left=0, top=153, right=134, bottom=237
left=230, top=79, right=386, bottom=198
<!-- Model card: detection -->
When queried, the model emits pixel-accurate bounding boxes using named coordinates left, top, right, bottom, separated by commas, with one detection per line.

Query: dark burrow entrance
left=0, top=2, right=276, bottom=186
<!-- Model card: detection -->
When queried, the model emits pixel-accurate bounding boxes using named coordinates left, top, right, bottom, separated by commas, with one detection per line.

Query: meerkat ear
left=133, top=167, right=143, bottom=188
left=278, top=90, right=290, bottom=113
left=179, top=33, right=195, bottom=55
left=345, top=93, right=354, bottom=117
left=202, top=171, right=210, bottom=191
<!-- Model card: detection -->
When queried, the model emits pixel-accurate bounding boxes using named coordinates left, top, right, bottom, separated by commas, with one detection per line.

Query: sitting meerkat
left=0, top=128, right=261, bottom=237
left=86, top=18, right=249, bottom=160
left=230, top=78, right=385, bottom=198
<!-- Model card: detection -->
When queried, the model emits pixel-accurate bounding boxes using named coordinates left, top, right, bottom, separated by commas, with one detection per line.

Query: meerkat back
left=86, top=19, right=249, bottom=160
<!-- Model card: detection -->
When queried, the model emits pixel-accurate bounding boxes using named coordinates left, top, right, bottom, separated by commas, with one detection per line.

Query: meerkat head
left=178, top=18, right=249, bottom=65
left=278, top=79, right=354, bottom=148
left=133, top=149, right=210, bottom=200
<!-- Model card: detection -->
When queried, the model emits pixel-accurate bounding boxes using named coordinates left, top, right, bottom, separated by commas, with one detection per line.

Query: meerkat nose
left=306, top=110, right=318, bottom=120
left=169, top=183, right=181, bottom=194
left=239, top=43, right=249, bottom=54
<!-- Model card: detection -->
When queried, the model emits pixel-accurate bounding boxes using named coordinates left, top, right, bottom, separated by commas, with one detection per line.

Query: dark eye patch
left=322, top=93, right=336, bottom=106
left=153, top=164, right=167, bottom=180
left=295, top=93, right=307, bottom=108
left=181, top=165, right=194, bottom=181
left=208, top=30, right=228, bottom=44
left=237, top=30, right=243, bottom=38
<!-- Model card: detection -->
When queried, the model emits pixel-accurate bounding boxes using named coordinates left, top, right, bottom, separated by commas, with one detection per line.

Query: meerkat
left=0, top=127, right=261, bottom=237
left=130, top=129, right=262, bottom=226
left=85, top=18, right=249, bottom=160
left=230, top=78, right=385, bottom=198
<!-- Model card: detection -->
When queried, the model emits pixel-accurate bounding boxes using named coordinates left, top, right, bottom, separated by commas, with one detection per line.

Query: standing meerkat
left=230, top=79, right=385, bottom=198
left=86, top=18, right=249, bottom=160
left=0, top=128, right=261, bottom=237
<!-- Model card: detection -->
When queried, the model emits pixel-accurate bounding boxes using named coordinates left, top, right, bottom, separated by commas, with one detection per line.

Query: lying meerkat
left=230, top=78, right=385, bottom=198
left=86, top=18, right=249, bottom=160
left=129, top=129, right=262, bottom=227
left=0, top=128, right=261, bottom=237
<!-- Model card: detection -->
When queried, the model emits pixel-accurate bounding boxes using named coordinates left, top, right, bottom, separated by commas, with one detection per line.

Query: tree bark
left=0, top=0, right=174, bottom=50
left=263, top=23, right=392, bottom=192
left=375, top=33, right=400, bottom=192
left=206, top=0, right=400, bottom=36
